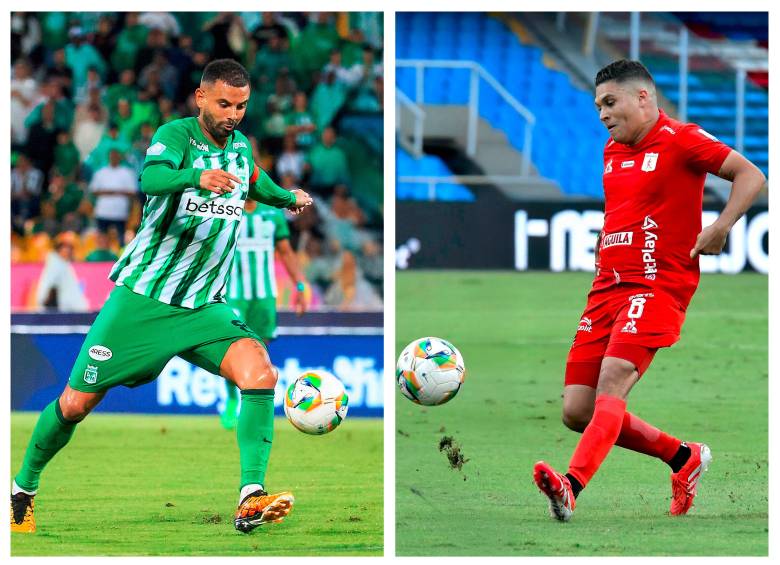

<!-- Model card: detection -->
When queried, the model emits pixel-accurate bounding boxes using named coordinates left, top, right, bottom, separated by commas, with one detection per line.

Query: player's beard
left=203, top=110, right=237, bottom=143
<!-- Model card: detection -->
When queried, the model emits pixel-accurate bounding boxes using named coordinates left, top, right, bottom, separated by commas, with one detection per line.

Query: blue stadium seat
left=396, top=147, right=475, bottom=202
left=397, top=13, right=767, bottom=196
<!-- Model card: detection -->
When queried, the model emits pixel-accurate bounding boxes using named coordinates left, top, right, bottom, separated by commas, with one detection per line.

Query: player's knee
left=233, top=365, right=278, bottom=390
left=561, top=404, right=591, bottom=432
left=223, top=338, right=278, bottom=390
left=58, top=395, right=92, bottom=422
left=596, top=357, right=637, bottom=398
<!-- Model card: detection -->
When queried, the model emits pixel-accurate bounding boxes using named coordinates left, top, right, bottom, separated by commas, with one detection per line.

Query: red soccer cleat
left=533, top=461, right=576, bottom=522
left=670, top=442, right=712, bottom=516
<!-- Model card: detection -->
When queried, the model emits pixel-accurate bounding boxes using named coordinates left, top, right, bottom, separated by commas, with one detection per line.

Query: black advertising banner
left=396, top=200, right=768, bottom=274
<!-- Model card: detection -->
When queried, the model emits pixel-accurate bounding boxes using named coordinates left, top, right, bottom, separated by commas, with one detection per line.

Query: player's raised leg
left=220, top=337, right=294, bottom=532
left=564, top=384, right=685, bottom=465
left=535, top=356, right=635, bottom=520
left=11, top=386, right=104, bottom=533
left=562, top=348, right=711, bottom=515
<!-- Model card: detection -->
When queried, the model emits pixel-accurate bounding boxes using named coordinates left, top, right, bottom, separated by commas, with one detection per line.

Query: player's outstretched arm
left=275, top=238, right=308, bottom=316
left=690, top=150, right=766, bottom=259
left=249, top=165, right=313, bottom=211
left=141, top=163, right=203, bottom=196
left=141, top=164, right=243, bottom=196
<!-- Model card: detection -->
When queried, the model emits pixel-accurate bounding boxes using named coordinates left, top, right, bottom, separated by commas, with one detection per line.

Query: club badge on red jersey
left=641, top=152, right=659, bottom=172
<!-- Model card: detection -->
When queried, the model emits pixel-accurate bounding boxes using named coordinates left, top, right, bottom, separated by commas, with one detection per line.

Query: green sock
left=220, top=382, right=240, bottom=429
left=237, top=389, right=275, bottom=491
left=226, top=381, right=239, bottom=402
left=15, top=398, right=77, bottom=492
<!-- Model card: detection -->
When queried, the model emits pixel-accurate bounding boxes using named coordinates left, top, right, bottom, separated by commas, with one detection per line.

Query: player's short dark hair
left=595, top=59, right=655, bottom=88
left=201, top=59, right=250, bottom=88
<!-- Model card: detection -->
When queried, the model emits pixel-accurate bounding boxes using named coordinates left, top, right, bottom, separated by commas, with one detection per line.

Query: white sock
left=12, top=480, right=36, bottom=496
left=239, top=483, right=264, bottom=504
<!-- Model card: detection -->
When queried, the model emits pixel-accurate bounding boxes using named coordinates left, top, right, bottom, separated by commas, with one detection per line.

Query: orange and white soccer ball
left=284, top=370, right=349, bottom=435
left=396, top=337, right=466, bottom=406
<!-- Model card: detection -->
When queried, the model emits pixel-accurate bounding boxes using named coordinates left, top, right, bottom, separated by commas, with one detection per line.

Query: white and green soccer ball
left=284, top=370, right=349, bottom=435
left=396, top=337, right=466, bottom=406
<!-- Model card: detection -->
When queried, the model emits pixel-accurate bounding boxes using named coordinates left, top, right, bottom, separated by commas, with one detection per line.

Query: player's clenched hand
left=199, top=169, right=243, bottom=195
left=287, top=189, right=313, bottom=215
left=690, top=222, right=730, bottom=259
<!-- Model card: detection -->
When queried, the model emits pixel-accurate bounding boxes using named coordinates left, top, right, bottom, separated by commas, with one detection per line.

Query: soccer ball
left=396, top=337, right=466, bottom=405
left=284, top=370, right=349, bottom=435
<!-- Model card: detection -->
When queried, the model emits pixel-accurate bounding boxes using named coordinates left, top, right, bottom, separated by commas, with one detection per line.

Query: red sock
left=568, top=394, right=626, bottom=488
left=615, top=412, right=681, bottom=463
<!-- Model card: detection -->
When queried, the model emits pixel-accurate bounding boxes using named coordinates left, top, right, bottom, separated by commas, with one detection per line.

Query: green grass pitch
left=395, top=271, right=767, bottom=556
left=11, top=414, right=382, bottom=556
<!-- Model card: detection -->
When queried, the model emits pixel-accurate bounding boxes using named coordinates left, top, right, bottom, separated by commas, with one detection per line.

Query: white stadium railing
left=395, top=88, right=426, bottom=158
left=396, top=59, right=536, bottom=177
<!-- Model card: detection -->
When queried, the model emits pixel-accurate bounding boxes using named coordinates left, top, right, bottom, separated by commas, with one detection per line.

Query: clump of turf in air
left=439, top=435, right=469, bottom=471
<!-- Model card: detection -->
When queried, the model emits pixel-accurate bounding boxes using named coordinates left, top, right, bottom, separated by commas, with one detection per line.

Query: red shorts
left=565, top=285, right=686, bottom=388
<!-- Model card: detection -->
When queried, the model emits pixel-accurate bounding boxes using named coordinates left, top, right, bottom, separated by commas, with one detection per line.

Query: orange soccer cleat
left=234, top=489, right=294, bottom=533
left=10, top=492, right=36, bottom=533
left=670, top=442, right=712, bottom=516
left=533, top=461, right=576, bottom=522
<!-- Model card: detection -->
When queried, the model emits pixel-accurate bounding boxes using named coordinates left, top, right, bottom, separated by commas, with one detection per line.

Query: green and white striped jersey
left=110, top=117, right=277, bottom=308
left=227, top=204, right=290, bottom=301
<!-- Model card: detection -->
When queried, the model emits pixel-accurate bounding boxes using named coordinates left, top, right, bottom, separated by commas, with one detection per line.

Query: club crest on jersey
left=83, top=365, right=99, bottom=384
left=641, top=152, right=659, bottom=172
left=604, top=159, right=613, bottom=174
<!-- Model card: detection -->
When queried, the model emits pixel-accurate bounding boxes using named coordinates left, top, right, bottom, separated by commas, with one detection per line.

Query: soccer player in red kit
left=533, top=60, right=766, bottom=521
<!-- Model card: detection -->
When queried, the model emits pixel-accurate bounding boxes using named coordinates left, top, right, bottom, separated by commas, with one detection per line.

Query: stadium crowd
left=10, top=11, right=384, bottom=312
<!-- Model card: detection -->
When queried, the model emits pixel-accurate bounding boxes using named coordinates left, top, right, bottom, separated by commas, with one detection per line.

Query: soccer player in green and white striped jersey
left=219, top=199, right=307, bottom=430
left=11, top=60, right=313, bottom=535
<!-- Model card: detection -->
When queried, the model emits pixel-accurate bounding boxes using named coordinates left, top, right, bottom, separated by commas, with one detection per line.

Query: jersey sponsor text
left=641, top=216, right=658, bottom=280
left=181, top=194, right=245, bottom=221
left=601, top=231, right=633, bottom=249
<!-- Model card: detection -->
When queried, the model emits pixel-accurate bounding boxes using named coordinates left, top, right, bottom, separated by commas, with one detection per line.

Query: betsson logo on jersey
left=181, top=194, right=244, bottom=221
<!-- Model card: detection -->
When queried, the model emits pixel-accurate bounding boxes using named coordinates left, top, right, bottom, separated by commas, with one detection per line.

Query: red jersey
left=594, top=110, right=731, bottom=308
